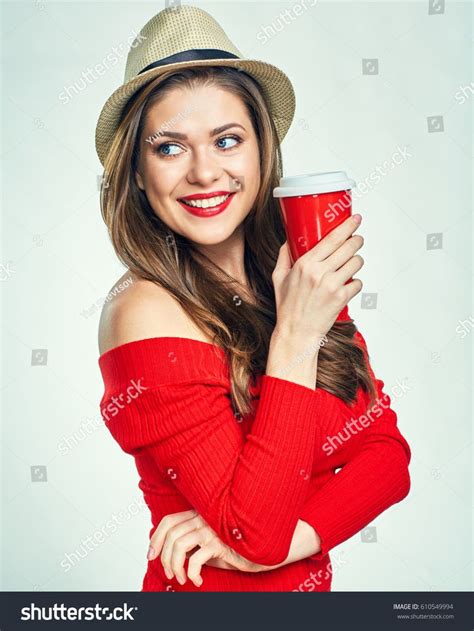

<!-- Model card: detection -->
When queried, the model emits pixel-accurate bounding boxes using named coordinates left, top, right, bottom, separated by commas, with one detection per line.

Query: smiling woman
left=95, top=4, right=410, bottom=593
left=98, top=60, right=293, bottom=410
left=133, top=86, right=261, bottom=233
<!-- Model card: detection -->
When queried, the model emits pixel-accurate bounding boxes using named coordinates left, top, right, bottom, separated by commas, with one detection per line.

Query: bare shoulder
left=98, top=271, right=214, bottom=356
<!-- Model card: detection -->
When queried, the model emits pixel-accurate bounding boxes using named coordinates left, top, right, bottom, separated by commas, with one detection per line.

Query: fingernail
left=147, top=546, right=155, bottom=560
left=353, top=213, right=362, bottom=223
left=195, top=577, right=203, bottom=587
left=164, top=568, right=173, bottom=580
left=177, top=575, right=186, bottom=585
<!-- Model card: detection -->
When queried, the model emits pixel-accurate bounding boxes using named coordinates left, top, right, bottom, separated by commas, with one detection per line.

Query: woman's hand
left=272, top=214, right=364, bottom=343
left=146, top=510, right=263, bottom=587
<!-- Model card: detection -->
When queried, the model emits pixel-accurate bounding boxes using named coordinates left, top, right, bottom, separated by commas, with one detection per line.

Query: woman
left=97, top=5, right=411, bottom=592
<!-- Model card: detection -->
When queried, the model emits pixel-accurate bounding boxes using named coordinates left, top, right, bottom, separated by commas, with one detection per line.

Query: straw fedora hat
left=95, top=4, right=296, bottom=166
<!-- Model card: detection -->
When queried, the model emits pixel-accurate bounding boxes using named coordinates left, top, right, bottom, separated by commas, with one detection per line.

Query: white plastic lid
left=273, top=171, right=356, bottom=197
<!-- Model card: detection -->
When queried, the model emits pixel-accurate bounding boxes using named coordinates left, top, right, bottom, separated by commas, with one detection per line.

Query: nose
left=186, top=147, right=223, bottom=188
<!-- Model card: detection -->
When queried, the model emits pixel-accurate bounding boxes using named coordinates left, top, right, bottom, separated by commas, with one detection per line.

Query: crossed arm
left=147, top=500, right=323, bottom=587
left=103, top=329, right=411, bottom=588
left=147, top=331, right=411, bottom=587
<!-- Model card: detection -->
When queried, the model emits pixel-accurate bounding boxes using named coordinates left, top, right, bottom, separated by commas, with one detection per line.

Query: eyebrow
left=151, top=122, right=246, bottom=141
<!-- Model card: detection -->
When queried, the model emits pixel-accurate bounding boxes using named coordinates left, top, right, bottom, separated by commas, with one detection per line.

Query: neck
left=194, top=225, right=257, bottom=305
left=195, top=224, right=249, bottom=288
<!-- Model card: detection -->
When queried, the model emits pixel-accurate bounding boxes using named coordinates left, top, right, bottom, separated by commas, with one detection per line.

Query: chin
left=183, top=217, right=246, bottom=246
left=187, top=228, right=239, bottom=247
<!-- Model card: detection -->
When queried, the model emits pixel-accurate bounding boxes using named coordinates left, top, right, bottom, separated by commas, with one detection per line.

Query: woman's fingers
left=146, top=510, right=229, bottom=588
left=272, top=240, right=292, bottom=278
left=323, top=234, right=364, bottom=274
left=169, top=527, right=212, bottom=584
left=302, top=214, right=362, bottom=263
left=148, top=509, right=197, bottom=559
left=160, top=516, right=204, bottom=579
left=187, top=542, right=220, bottom=587
left=331, top=253, right=365, bottom=286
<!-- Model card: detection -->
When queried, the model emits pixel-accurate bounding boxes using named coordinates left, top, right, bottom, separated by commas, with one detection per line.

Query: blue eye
left=158, top=143, right=182, bottom=156
left=216, top=136, right=240, bottom=150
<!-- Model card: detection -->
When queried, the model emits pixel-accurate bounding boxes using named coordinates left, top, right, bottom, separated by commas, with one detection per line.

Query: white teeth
left=181, top=194, right=230, bottom=208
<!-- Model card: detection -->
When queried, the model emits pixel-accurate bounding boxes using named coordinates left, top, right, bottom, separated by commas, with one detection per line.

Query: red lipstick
left=177, top=191, right=236, bottom=217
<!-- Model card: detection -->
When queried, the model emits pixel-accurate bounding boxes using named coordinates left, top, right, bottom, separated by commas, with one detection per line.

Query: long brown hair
left=99, top=66, right=377, bottom=417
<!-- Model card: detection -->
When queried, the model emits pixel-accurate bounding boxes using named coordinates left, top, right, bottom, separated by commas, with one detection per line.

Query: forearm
left=248, top=519, right=321, bottom=572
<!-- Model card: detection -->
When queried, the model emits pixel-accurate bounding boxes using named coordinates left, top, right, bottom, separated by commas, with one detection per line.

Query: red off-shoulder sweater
left=98, top=305, right=411, bottom=592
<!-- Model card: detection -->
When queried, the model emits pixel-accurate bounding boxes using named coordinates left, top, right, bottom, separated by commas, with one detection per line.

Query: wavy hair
left=99, top=66, right=377, bottom=417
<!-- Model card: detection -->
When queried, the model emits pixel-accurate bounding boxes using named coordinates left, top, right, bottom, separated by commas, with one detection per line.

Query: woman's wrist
left=266, top=329, right=320, bottom=389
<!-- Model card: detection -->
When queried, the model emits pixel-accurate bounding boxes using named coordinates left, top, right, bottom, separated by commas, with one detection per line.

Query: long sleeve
left=299, top=328, right=411, bottom=561
left=99, top=337, right=341, bottom=565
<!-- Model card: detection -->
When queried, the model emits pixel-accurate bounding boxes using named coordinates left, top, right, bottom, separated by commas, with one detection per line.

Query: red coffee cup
left=273, top=171, right=356, bottom=266
left=273, top=172, right=358, bottom=323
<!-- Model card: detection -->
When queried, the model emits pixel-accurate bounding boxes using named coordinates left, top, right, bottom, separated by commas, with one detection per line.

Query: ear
left=135, top=170, right=145, bottom=191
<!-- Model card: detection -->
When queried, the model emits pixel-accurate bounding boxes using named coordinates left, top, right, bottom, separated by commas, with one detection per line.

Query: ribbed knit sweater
left=98, top=305, right=411, bottom=592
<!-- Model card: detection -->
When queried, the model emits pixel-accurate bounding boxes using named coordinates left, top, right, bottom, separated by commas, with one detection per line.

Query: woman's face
left=135, top=83, right=261, bottom=246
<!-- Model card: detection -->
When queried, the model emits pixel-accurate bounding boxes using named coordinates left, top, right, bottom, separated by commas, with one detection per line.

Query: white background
left=2, top=0, right=472, bottom=591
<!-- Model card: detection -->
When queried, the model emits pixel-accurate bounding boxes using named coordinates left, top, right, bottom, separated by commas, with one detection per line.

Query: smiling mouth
left=179, top=193, right=234, bottom=209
